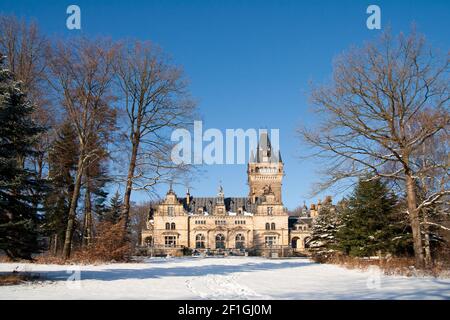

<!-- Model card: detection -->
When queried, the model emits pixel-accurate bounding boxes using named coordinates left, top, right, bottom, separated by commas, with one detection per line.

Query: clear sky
left=1, top=0, right=449, bottom=209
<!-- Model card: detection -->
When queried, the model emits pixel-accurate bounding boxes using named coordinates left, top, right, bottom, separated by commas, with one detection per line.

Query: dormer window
left=168, top=206, right=174, bottom=216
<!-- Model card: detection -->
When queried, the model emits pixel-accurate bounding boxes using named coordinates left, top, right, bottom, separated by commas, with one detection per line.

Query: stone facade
left=140, top=133, right=328, bottom=257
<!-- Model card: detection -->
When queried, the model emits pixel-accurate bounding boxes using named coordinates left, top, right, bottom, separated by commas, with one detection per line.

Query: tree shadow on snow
left=0, top=259, right=311, bottom=283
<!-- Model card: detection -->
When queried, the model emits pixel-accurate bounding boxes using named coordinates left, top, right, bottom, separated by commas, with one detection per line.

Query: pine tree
left=336, top=177, right=412, bottom=257
left=100, top=190, right=122, bottom=224
left=308, top=198, right=339, bottom=261
left=0, top=55, right=46, bottom=259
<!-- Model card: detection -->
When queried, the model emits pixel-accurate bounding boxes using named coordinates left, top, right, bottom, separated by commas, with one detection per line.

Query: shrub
left=0, top=272, right=40, bottom=286
left=72, top=221, right=132, bottom=263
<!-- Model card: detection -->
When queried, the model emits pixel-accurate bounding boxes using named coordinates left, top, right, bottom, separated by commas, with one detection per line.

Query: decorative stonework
left=140, top=133, right=330, bottom=256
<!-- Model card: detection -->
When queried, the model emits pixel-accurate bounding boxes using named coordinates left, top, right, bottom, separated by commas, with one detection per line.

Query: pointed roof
left=167, top=182, right=175, bottom=195
left=217, top=184, right=224, bottom=197
left=253, top=132, right=282, bottom=163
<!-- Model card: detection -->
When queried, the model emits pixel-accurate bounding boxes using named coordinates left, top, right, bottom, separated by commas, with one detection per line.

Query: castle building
left=140, top=133, right=331, bottom=256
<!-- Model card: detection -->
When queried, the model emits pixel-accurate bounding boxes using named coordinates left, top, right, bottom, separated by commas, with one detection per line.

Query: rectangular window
left=265, top=236, right=277, bottom=247
left=215, top=220, right=226, bottom=225
left=165, top=236, right=177, bottom=247
left=267, top=207, right=273, bottom=215
left=168, top=206, right=174, bottom=216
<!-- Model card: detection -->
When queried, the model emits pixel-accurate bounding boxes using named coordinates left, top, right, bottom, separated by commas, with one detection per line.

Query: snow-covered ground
left=0, top=257, right=449, bottom=299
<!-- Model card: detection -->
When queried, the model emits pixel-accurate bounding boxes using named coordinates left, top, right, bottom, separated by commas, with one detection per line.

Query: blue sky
left=1, top=0, right=449, bottom=209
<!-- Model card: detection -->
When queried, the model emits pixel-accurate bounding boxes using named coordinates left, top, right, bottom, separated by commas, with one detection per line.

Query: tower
left=247, top=132, right=283, bottom=204
left=214, top=184, right=226, bottom=215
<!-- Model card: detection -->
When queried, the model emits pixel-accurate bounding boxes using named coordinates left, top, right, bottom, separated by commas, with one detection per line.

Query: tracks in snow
left=184, top=260, right=271, bottom=300
left=185, top=273, right=270, bottom=300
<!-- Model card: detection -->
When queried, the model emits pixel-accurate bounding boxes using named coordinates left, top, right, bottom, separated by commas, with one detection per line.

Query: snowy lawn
left=0, top=257, right=449, bottom=300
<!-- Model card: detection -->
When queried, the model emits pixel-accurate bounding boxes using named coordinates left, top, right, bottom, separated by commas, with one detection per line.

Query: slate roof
left=177, top=197, right=260, bottom=214
left=288, top=216, right=313, bottom=228
left=249, top=132, right=282, bottom=163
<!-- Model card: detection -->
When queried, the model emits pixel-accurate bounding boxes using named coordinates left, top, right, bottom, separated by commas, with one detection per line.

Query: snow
left=0, top=257, right=449, bottom=300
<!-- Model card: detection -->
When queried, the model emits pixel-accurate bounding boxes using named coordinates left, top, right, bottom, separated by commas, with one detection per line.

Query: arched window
left=291, top=237, right=299, bottom=249
left=265, top=223, right=270, bottom=230
left=271, top=223, right=276, bottom=230
left=171, top=222, right=176, bottom=230
left=165, top=222, right=170, bottom=230
left=235, top=234, right=245, bottom=249
left=195, top=234, right=205, bottom=249
left=215, top=234, right=225, bottom=249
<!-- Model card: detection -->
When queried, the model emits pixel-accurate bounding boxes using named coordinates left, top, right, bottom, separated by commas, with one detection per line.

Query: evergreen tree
left=308, top=198, right=339, bottom=261
left=336, top=177, right=412, bottom=257
left=99, top=190, right=122, bottom=224
left=43, top=121, right=78, bottom=255
left=0, top=55, right=46, bottom=259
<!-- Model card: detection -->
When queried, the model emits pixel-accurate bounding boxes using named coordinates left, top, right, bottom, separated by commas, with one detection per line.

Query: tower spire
left=247, top=131, right=284, bottom=203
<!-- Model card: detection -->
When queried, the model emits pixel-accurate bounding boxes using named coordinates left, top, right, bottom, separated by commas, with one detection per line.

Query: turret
left=215, top=184, right=226, bottom=215
left=186, top=187, right=190, bottom=205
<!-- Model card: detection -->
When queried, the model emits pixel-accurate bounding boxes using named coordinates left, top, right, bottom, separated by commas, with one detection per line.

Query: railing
left=142, top=245, right=184, bottom=249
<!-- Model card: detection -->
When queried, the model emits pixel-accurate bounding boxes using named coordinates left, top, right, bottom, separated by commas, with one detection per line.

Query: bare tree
left=0, top=15, right=53, bottom=178
left=413, top=113, right=449, bottom=265
left=129, top=202, right=152, bottom=248
left=114, top=41, right=196, bottom=234
left=299, top=30, right=449, bottom=268
left=47, top=39, right=118, bottom=259
left=80, top=132, right=110, bottom=248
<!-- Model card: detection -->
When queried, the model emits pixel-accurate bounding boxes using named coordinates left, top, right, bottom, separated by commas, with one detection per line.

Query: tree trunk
left=81, top=179, right=92, bottom=248
left=52, top=234, right=58, bottom=256
left=423, top=214, right=433, bottom=268
left=424, top=230, right=432, bottom=268
left=121, top=141, right=139, bottom=234
left=62, top=156, right=84, bottom=260
left=405, top=174, right=425, bottom=268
